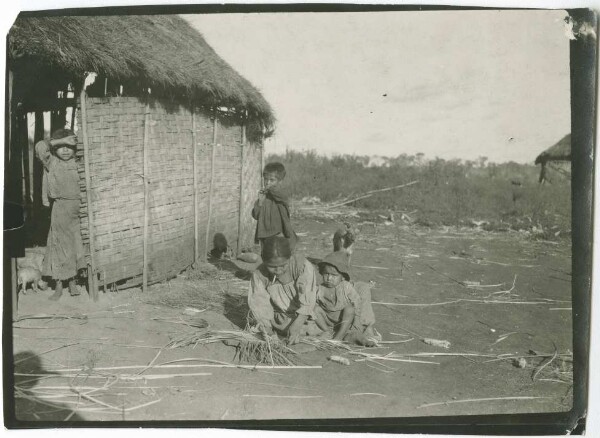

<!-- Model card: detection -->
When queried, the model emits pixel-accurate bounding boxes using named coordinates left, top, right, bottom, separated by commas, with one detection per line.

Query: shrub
left=267, top=151, right=571, bottom=237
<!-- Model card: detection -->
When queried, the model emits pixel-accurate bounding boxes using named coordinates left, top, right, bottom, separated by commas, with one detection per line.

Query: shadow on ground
left=208, top=257, right=252, bottom=281
left=13, top=351, right=85, bottom=422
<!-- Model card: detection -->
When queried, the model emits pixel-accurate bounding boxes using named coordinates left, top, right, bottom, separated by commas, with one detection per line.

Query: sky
left=184, top=10, right=571, bottom=164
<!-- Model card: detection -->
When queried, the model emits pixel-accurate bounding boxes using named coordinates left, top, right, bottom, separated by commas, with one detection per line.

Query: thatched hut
left=534, top=134, right=571, bottom=183
left=6, top=14, right=274, bottom=297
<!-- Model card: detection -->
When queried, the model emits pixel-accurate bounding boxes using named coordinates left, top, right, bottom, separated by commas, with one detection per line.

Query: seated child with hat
left=314, top=252, right=379, bottom=346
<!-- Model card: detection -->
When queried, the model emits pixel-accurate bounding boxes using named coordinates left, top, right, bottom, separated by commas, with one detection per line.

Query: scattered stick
left=532, top=344, right=558, bottom=381
left=365, top=361, right=396, bottom=373
left=242, top=395, right=323, bottom=399
left=349, top=351, right=440, bottom=365
left=418, top=396, right=554, bottom=409
left=135, top=347, right=164, bottom=376
left=465, top=283, right=505, bottom=289
left=353, top=265, right=390, bottom=270
left=483, top=260, right=539, bottom=268
left=386, top=352, right=496, bottom=358
left=424, top=264, right=466, bottom=287
left=314, top=180, right=419, bottom=210
left=226, top=381, right=313, bottom=391
left=122, top=399, right=162, bottom=412
left=14, top=325, right=86, bottom=330
left=388, top=326, right=450, bottom=349
left=16, top=372, right=212, bottom=380
left=374, top=298, right=563, bottom=307
left=69, top=387, right=121, bottom=411
left=483, top=352, right=571, bottom=364
left=492, top=332, right=517, bottom=345
left=14, top=313, right=88, bottom=322
left=120, top=372, right=212, bottom=381
left=377, top=339, right=415, bottom=344
left=14, top=343, right=80, bottom=364
left=483, top=276, right=518, bottom=298
left=350, top=393, right=386, bottom=397
left=301, top=337, right=354, bottom=353
left=47, top=362, right=322, bottom=373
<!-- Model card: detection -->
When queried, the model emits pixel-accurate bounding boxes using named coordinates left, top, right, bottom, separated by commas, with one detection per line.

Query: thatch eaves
left=534, top=134, right=571, bottom=165
left=8, top=14, right=275, bottom=132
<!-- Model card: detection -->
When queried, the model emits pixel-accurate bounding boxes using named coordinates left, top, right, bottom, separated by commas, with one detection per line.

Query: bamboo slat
left=80, top=89, right=99, bottom=301
left=236, top=123, right=246, bottom=255
left=192, top=109, right=198, bottom=261
left=142, top=104, right=150, bottom=293
left=205, top=115, right=217, bottom=261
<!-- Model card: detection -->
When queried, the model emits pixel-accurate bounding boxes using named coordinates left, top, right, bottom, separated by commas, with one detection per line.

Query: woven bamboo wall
left=77, top=96, right=259, bottom=286
left=239, top=141, right=263, bottom=251
left=208, top=123, right=243, bottom=254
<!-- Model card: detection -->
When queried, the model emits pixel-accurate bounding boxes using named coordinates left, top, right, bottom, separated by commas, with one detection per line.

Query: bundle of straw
left=301, top=337, right=355, bottom=353
left=167, top=330, right=300, bottom=366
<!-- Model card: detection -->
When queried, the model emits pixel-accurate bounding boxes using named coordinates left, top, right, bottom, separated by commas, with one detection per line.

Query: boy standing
left=252, top=162, right=297, bottom=250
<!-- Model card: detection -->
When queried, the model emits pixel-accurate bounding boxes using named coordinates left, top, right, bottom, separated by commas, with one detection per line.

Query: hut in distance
left=534, top=134, right=571, bottom=184
left=7, top=14, right=275, bottom=296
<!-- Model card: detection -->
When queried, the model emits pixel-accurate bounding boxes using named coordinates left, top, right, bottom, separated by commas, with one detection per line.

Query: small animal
left=17, top=267, right=45, bottom=295
left=210, top=233, right=232, bottom=259
left=333, top=223, right=357, bottom=259
left=17, top=248, right=45, bottom=272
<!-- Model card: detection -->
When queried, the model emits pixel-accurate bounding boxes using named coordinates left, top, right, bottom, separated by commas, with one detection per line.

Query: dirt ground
left=11, top=212, right=573, bottom=423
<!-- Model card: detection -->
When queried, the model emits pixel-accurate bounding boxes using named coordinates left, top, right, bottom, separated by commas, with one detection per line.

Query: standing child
left=252, top=162, right=297, bottom=250
left=314, top=252, right=378, bottom=346
left=35, top=128, right=85, bottom=300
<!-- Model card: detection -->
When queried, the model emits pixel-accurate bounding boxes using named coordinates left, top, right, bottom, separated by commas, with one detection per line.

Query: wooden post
left=261, top=138, right=265, bottom=190
left=70, top=106, right=77, bottom=131
left=569, top=10, right=596, bottom=415
left=80, top=89, right=99, bottom=301
left=142, top=104, right=151, bottom=292
left=192, top=109, right=198, bottom=261
left=22, top=114, right=31, bottom=213
left=11, top=258, right=18, bottom=319
left=7, top=69, right=12, bottom=165
left=236, top=123, right=246, bottom=256
left=205, top=113, right=218, bottom=261
left=33, top=111, right=44, bottom=213
left=7, top=112, right=24, bottom=204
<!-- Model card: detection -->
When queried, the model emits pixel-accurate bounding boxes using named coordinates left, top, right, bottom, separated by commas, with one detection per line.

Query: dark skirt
left=43, top=199, right=85, bottom=280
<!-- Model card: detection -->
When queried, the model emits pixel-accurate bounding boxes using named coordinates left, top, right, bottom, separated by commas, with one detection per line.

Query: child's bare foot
left=49, top=281, right=63, bottom=301
left=342, top=331, right=373, bottom=346
left=68, top=279, right=80, bottom=296
left=364, top=326, right=382, bottom=342
left=355, top=332, right=376, bottom=347
left=49, top=291, right=62, bottom=301
left=359, top=337, right=377, bottom=347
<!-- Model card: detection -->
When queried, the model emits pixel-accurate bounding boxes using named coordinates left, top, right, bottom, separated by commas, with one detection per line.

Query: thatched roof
left=8, top=14, right=275, bottom=131
left=534, top=134, right=571, bottom=165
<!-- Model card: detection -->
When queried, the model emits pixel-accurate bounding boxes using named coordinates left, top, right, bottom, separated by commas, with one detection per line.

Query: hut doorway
left=12, top=98, right=78, bottom=247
